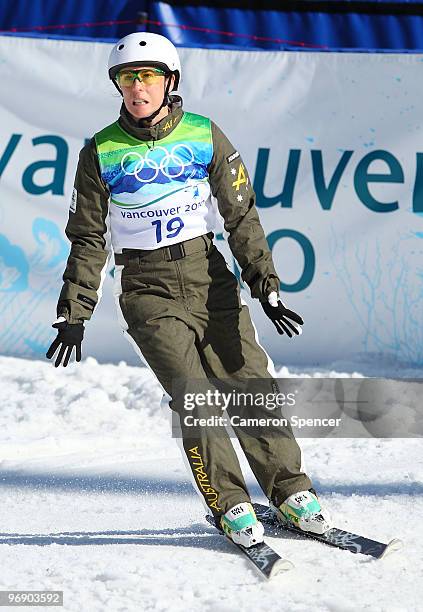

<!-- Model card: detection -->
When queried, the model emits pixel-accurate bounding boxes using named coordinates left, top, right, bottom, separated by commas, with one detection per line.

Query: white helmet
left=108, top=32, right=181, bottom=90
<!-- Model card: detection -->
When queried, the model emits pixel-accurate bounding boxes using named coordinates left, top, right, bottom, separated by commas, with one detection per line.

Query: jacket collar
left=118, top=95, right=184, bottom=141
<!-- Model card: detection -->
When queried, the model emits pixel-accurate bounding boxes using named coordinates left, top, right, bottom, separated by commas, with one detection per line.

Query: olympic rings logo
left=120, top=144, right=195, bottom=183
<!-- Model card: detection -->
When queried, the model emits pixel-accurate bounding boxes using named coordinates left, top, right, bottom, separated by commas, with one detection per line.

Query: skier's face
left=118, top=65, right=175, bottom=123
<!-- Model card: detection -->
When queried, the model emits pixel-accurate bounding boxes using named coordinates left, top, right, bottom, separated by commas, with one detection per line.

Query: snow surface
left=0, top=355, right=421, bottom=612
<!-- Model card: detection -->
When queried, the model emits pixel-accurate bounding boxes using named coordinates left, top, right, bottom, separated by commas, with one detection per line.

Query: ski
left=205, top=514, right=294, bottom=579
left=253, top=503, right=403, bottom=560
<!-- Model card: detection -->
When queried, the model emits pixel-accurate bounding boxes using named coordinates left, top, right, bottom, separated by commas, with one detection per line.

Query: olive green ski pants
left=114, top=232, right=311, bottom=516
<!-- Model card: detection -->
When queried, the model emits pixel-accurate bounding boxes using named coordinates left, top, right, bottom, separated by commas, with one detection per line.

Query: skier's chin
left=130, top=101, right=155, bottom=119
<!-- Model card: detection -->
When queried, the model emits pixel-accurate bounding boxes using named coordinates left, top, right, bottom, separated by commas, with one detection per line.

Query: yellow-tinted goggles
left=116, top=68, right=166, bottom=87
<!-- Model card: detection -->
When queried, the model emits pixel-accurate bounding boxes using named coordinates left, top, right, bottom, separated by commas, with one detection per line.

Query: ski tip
left=269, top=558, right=295, bottom=578
left=380, top=538, right=404, bottom=559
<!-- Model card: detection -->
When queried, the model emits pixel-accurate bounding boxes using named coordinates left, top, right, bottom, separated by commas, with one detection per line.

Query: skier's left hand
left=261, top=291, right=304, bottom=338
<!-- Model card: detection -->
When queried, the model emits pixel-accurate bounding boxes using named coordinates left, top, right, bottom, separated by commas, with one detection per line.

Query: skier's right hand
left=46, top=317, right=84, bottom=367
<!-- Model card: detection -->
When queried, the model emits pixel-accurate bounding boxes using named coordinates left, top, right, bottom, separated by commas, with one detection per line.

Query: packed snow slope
left=0, top=355, right=421, bottom=612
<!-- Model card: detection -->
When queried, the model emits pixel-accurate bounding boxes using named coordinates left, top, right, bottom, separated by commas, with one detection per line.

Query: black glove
left=46, top=318, right=84, bottom=367
left=261, top=299, right=304, bottom=338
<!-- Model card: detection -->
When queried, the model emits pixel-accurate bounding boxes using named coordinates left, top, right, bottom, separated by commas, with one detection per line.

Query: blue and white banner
left=0, top=35, right=422, bottom=370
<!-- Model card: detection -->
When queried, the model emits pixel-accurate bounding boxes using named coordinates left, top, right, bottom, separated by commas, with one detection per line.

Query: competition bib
left=95, top=112, right=216, bottom=251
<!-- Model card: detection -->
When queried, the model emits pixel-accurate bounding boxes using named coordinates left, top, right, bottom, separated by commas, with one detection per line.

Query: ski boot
left=271, top=489, right=332, bottom=534
left=221, top=502, right=265, bottom=547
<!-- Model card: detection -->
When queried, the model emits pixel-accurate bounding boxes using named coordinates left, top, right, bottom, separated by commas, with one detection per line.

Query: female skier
left=46, top=32, right=331, bottom=546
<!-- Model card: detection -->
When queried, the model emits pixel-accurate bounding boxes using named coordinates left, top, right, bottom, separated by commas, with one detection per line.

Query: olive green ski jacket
left=57, top=96, right=280, bottom=324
